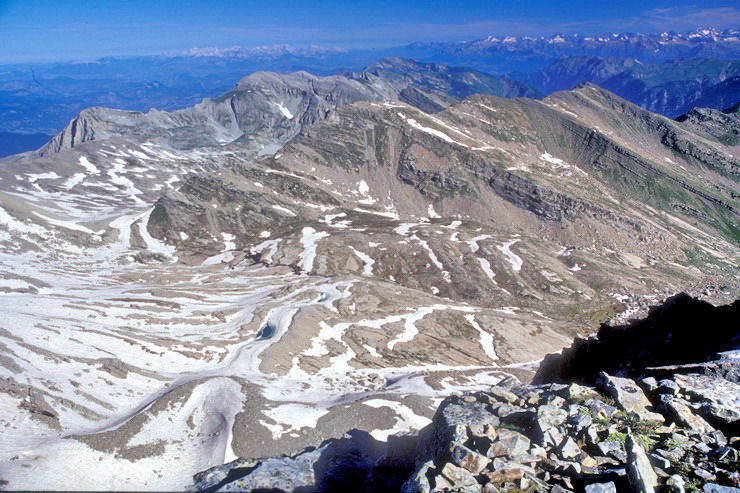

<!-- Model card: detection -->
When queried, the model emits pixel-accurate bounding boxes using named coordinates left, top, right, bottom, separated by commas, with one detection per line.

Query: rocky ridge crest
left=189, top=294, right=739, bottom=492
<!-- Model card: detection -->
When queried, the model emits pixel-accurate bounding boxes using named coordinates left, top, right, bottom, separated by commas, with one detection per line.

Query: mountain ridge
left=0, top=63, right=737, bottom=490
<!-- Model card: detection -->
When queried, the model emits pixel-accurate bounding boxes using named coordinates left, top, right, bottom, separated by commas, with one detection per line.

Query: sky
left=1, top=0, right=739, bottom=63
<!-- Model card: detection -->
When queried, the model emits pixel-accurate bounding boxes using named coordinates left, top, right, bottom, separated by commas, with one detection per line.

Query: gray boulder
left=661, top=397, right=716, bottom=434
left=596, top=372, right=664, bottom=423
left=487, top=429, right=531, bottom=457
left=534, top=404, right=568, bottom=447
left=674, top=374, right=740, bottom=426
left=451, top=443, right=490, bottom=474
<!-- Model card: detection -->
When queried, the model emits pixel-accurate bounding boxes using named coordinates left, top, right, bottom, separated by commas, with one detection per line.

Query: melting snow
left=477, top=258, right=497, bottom=285
left=63, top=173, right=86, bottom=189
left=32, top=212, right=99, bottom=235
left=271, top=204, right=296, bottom=216
left=497, top=239, right=523, bottom=272
left=362, top=399, right=431, bottom=441
left=465, top=314, right=498, bottom=362
left=298, top=227, right=329, bottom=272
left=251, top=239, right=281, bottom=264
left=349, top=247, right=374, bottom=276
left=407, top=118, right=467, bottom=147
left=356, top=180, right=377, bottom=205
left=468, top=234, right=491, bottom=253
left=26, top=172, right=60, bottom=183
left=78, top=156, right=100, bottom=174
left=137, top=208, right=177, bottom=257
left=274, top=102, right=294, bottom=119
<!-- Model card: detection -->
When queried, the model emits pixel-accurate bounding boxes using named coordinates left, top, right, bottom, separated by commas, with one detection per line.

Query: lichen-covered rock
left=487, top=429, right=530, bottom=457
left=534, top=404, right=568, bottom=447
left=401, top=460, right=435, bottom=493
left=596, top=372, right=664, bottom=422
left=661, top=397, right=716, bottom=434
left=485, top=467, right=524, bottom=484
left=451, top=443, right=490, bottom=474
left=558, top=437, right=582, bottom=460
left=673, top=374, right=740, bottom=427
left=439, top=463, right=481, bottom=492
left=421, top=396, right=500, bottom=464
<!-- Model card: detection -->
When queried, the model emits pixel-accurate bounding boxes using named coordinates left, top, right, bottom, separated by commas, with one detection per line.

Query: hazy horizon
left=2, top=0, right=739, bottom=63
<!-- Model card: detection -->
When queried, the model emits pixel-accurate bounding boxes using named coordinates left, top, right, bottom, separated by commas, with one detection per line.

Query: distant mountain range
left=399, top=28, right=740, bottom=73
left=174, top=29, right=740, bottom=71
left=0, top=29, right=738, bottom=156
left=517, top=56, right=740, bottom=117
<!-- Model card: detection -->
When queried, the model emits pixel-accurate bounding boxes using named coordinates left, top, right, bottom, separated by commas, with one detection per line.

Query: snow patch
left=78, top=156, right=100, bottom=175
left=349, top=247, right=374, bottom=276
left=497, top=240, right=523, bottom=272
left=465, top=314, right=498, bottom=362
left=273, top=102, right=294, bottom=119
left=298, top=228, right=329, bottom=272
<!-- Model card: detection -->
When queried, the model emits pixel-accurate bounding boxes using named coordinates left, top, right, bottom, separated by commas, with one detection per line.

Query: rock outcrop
left=190, top=368, right=739, bottom=492
left=188, top=296, right=739, bottom=492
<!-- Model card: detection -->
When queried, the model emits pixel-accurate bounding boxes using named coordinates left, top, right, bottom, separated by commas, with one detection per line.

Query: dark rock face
left=533, top=293, right=740, bottom=386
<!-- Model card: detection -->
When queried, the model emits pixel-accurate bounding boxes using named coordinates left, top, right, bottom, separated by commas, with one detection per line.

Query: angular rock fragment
left=439, top=462, right=481, bottom=492
left=534, top=404, right=568, bottom=447
left=451, top=443, right=490, bottom=474
left=625, top=433, right=659, bottom=493
left=559, top=437, right=582, bottom=460
left=401, top=460, right=435, bottom=493
left=662, top=398, right=716, bottom=434
left=487, top=429, right=530, bottom=457
left=486, top=467, right=524, bottom=484
left=585, top=398, right=619, bottom=419
left=596, top=372, right=664, bottom=423
left=584, top=482, right=617, bottom=493
left=488, top=386, right=518, bottom=404
left=673, top=374, right=740, bottom=426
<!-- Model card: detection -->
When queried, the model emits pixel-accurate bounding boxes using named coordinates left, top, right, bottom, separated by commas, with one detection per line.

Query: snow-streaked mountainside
left=0, top=66, right=738, bottom=490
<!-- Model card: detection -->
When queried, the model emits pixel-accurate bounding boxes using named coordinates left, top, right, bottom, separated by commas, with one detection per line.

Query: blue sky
left=1, top=0, right=739, bottom=62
